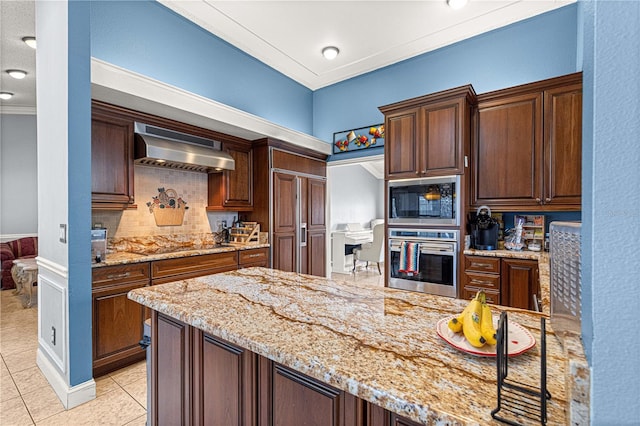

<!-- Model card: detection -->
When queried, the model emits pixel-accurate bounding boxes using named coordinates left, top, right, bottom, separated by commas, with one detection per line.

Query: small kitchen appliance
left=388, top=175, right=460, bottom=226
left=91, top=228, right=107, bottom=263
left=468, top=205, right=498, bottom=250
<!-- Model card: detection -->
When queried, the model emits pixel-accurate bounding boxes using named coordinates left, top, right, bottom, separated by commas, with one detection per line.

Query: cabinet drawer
left=463, top=272, right=500, bottom=290
left=239, top=248, right=269, bottom=266
left=464, top=256, right=500, bottom=274
left=461, top=286, right=500, bottom=305
left=92, top=263, right=150, bottom=287
left=152, top=251, right=238, bottom=280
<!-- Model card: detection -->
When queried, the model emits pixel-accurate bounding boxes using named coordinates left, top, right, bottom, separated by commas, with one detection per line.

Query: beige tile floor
left=0, top=265, right=383, bottom=425
left=0, top=289, right=147, bottom=426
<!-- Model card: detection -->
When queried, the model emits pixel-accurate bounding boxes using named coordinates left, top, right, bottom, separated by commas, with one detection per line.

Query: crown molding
left=0, top=106, right=37, bottom=115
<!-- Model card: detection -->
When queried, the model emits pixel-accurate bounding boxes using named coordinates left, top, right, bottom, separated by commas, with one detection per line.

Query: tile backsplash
left=93, top=165, right=236, bottom=240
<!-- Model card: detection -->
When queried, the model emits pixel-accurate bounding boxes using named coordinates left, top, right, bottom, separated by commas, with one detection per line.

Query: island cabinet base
left=151, top=311, right=417, bottom=426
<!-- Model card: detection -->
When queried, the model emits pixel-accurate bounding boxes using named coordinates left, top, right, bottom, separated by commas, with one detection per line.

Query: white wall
left=328, top=163, right=384, bottom=231
left=0, top=113, right=38, bottom=238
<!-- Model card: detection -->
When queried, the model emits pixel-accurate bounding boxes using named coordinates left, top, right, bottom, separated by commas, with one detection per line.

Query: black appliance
left=388, top=175, right=460, bottom=226
left=468, top=205, right=499, bottom=250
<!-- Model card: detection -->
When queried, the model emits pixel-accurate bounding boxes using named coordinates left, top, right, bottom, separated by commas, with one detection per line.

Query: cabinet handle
left=545, top=197, right=551, bottom=203
left=106, top=272, right=131, bottom=280
left=470, top=279, right=493, bottom=286
left=471, top=262, right=491, bottom=269
left=535, top=197, right=541, bottom=203
left=421, top=170, right=426, bottom=174
left=247, top=253, right=263, bottom=258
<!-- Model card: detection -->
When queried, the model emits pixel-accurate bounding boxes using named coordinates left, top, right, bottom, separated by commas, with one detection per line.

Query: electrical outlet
left=50, top=326, right=56, bottom=345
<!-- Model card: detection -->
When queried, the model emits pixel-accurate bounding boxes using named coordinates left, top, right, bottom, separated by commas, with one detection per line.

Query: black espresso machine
left=468, top=205, right=499, bottom=250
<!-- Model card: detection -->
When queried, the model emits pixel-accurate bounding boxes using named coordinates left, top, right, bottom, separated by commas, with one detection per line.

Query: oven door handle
left=390, top=247, right=455, bottom=256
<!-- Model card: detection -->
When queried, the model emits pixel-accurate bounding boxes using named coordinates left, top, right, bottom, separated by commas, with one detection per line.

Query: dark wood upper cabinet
left=384, top=109, right=420, bottom=178
left=544, top=82, right=583, bottom=207
left=473, top=92, right=543, bottom=208
left=471, top=72, right=582, bottom=211
left=91, top=104, right=135, bottom=210
left=207, top=146, right=254, bottom=211
left=380, top=86, right=476, bottom=179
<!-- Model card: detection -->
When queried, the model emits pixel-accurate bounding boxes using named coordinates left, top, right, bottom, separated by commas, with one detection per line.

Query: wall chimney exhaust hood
left=134, top=122, right=235, bottom=173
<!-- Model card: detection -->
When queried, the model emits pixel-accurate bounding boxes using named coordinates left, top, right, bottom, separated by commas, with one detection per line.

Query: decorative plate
left=436, top=315, right=536, bottom=357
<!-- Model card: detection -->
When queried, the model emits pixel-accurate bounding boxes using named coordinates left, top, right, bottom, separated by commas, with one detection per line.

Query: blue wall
left=90, top=0, right=313, bottom=134
left=580, top=0, right=640, bottom=423
left=314, top=4, right=579, bottom=149
left=68, top=1, right=93, bottom=386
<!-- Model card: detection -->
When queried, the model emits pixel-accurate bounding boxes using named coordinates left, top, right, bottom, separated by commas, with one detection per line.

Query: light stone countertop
left=92, top=243, right=271, bottom=268
left=129, top=267, right=588, bottom=425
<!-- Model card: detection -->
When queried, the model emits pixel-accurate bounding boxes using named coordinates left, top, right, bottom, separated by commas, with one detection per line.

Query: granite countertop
left=128, top=267, right=588, bottom=425
left=92, top=243, right=271, bottom=268
left=464, top=248, right=550, bottom=316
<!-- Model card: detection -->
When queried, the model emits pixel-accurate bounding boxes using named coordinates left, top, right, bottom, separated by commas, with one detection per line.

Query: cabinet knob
left=545, top=197, right=551, bottom=203
left=421, top=170, right=426, bottom=174
left=535, top=198, right=541, bottom=204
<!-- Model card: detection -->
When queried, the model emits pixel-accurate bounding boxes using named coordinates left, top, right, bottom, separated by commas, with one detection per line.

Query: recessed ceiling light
left=0, top=92, right=14, bottom=100
left=322, top=46, right=339, bottom=60
left=22, top=37, right=37, bottom=49
left=7, top=70, right=27, bottom=79
left=447, top=0, right=468, bottom=10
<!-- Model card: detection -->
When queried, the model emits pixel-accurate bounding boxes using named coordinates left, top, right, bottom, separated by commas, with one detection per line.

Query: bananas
left=449, top=290, right=498, bottom=348
left=462, top=293, right=486, bottom=347
left=480, top=300, right=497, bottom=345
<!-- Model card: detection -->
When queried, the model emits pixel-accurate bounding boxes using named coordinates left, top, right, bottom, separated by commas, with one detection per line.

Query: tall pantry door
left=299, top=177, right=326, bottom=277
left=272, top=172, right=297, bottom=273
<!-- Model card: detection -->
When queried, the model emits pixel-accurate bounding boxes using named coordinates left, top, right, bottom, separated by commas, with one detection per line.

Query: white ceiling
left=0, top=0, right=574, bottom=112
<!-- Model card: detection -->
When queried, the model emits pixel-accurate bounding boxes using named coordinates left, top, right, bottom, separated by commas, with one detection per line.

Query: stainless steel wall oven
left=388, top=228, right=458, bottom=297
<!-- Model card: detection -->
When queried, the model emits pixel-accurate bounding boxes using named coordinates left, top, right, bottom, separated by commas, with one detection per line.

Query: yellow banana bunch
left=447, top=301, right=470, bottom=332
left=480, top=300, right=497, bottom=345
left=462, top=292, right=486, bottom=347
left=448, top=290, right=498, bottom=348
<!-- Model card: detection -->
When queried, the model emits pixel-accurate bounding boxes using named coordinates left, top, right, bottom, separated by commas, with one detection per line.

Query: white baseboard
left=0, top=233, right=37, bottom=243
left=37, top=348, right=96, bottom=409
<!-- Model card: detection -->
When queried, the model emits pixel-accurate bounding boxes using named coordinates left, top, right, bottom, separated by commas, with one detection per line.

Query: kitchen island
left=128, top=267, right=588, bottom=425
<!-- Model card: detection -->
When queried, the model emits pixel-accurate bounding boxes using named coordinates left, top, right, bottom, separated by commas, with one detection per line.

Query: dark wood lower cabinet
left=152, top=312, right=192, bottom=426
left=259, top=358, right=361, bottom=426
left=193, top=330, right=256, bottom=425
left=152, top=311, right=418, bottom=426
left=501, top=258, right=540, bottom=310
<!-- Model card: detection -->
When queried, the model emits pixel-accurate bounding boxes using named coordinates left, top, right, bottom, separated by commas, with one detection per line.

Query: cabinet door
left=421, top=98, right=464, bottom=175
left=306, top=230, right=326, bottom=277
left=501, top=258, right=539, bottom=310
left=91, top=109, right=135, bottom=208
left=273, top=173, right=297, bottom=234
left=473, top=92, right=543, bottom=209
left=208, top=147, right=254, bottom=211
left=92, top=281, right=147, bottom=376
left=303, top=178, right=326, bottom=277
left=544, top=83, right=582, bottom=208
left=152, top=312, right=192, bottom=426
left=272, top=232, right=296, bottom=273
left=385, top=109, right=420, bottom=179
left=192, top=331, right=256, bottom=426
left=259, top=358, right=359, bottom=426
left=389, top=413, right=423, bottom=426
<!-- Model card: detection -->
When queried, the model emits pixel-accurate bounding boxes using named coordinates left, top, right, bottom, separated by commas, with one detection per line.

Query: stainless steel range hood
left=134, top=122, right=235, bottom=172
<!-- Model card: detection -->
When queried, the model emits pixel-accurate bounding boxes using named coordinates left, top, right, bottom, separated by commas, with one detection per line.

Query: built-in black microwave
left=388, top=175, right=460, bottom=226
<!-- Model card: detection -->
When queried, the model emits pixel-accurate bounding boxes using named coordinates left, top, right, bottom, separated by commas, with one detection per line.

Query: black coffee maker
left=468, top=205, right=499, bottom=250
